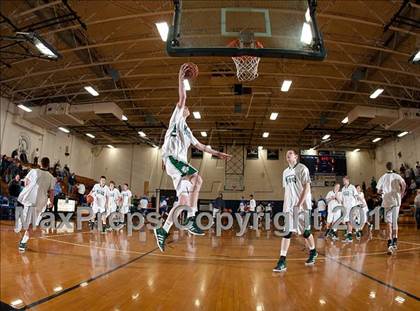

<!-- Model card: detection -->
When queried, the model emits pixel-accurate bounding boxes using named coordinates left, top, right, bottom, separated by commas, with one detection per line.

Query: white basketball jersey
left=282, top=163, right=312, bottom=212
left=91, top=184, right=109, bottom=209
left=162, top=106, right=199, bottom=163
left=342, top=184, right=358, bottom=208
left=377, top=172, right=404, bottom=208
left=108, top=188, right=120, bottom=208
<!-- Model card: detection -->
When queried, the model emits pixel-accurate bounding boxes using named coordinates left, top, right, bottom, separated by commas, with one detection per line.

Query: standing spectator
left=63, top=164, right=70, bottom=178
left=414, top=190, right=420, bottom=230
left=238, top=196, right=246, bottom=217
left=1, top=155, right=10, bottom=178
left=409, top=179, right=417, bottom=194
left=370, top=176, right=377, bottom=193
left=32, top=148, right=40, bottom=166
left=8, top=174, right=22, bottom=203
left=19, top=150, right=28, bottom=163
left=68, top=173, right=76, bottom=195
left=362, top=182, right=367, bottom=193
left=76, top=183, right=86, bottom=206
left=316, top=195, right=327, bottom=226
left=11, top=149, right=18, bottom=159
left=400, top=164, right=406, bottom=176
left=139, top=195, right=149, bottom=214
left=53, top=179, right=63, bottom=209
left=213, top=193, right=225, bottom=220
left=265, top=202, right=273, bottom=219
left=249, top=194, right=256, bottom=229
left=159, top=197, right=168, bottom=216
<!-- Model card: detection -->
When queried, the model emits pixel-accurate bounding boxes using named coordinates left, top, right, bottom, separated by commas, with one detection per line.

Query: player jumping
left=154, top=64, right=231, bottom=252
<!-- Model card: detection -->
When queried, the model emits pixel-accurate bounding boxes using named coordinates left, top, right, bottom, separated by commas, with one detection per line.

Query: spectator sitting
left=8, top=174, right=22, bottom=201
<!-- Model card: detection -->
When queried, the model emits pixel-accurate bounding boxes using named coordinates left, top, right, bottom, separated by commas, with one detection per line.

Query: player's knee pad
left=303, top=229, right=311, bottom=238
left=178, top=179, right=193, bottom=197
left=283, top=232, right=293, bottom=239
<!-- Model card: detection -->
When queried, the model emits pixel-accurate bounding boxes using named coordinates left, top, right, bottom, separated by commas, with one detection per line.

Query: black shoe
left=154, top=227, right=169, bottom=252
left=305, top=249, right=318, bottom=266
left=88, top=220, right=95, bottom=230
left=273, top=256, right=287, bottom=272
left=392, top=238, right=398, bottom=250
left=18, top=240, right=27, bottom=252
left=185, top=217, right=205, bottom=236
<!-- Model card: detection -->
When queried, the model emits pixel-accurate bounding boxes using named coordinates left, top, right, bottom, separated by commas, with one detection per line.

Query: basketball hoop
left=229, top=35, right=263, bottom=82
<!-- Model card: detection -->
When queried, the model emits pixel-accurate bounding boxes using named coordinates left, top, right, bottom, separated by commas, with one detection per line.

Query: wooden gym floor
left=1, top=220, right=419, bottom=310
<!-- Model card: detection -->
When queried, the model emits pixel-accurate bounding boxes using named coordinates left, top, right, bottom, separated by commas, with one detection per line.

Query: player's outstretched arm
left=194, top=142, right=232, bottom=160
left=177, top=64, right=188, bottom=109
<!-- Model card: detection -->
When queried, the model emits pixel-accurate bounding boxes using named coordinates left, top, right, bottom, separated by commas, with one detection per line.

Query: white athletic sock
left=280, top=238, right=290, bottom=257
left=162, top=202, right=180, bottom=233
left=187, top=205, right=197, bottom=218
left=21, top=231, right=30, bottom=243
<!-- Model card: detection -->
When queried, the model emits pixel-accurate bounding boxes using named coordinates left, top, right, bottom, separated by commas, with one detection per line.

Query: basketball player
left=376, top=162, right=406, bottom=254
left=16, top=157, right=55, bottom=252
left=325, top=183, right=342, bottom=241
left=355, top=184, right=373, bottom=238
left=107, top=181, right=121, bottom=228
left=120, top=183, right=132, bottom=225
left=88, top=176, right=109, bottom=233
left=273, top=150, right=317, bottom=272
left=341, top=176, right=359, bottom=243
left=154, top=64, right=231, bottom=252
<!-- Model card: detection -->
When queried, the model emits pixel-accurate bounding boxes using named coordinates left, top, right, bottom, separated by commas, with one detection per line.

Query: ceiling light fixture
left=155, top=22, right=169, bottom=42
left=369, top=88, right=384, bottom=99
left=84, top=86, right=99, bottom=96
left=17, top=104, right=32, bottom=112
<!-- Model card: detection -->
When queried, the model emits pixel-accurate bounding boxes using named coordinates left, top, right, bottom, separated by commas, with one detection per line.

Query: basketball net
left=229, top=33, right=263, bottom=82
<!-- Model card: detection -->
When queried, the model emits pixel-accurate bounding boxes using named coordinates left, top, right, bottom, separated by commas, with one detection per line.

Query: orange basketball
left=86, top=194, right=94, bottom=204
left=184, top=62, right=199, bottom=79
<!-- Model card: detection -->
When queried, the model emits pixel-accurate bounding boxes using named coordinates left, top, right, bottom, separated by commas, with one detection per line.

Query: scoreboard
left=300, top=150, right=347, bottom=176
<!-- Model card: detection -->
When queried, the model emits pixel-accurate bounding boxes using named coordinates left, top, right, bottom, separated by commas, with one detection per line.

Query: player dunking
left=273, top=150, right=317, bottom=272
left=376, top=162, right=406, bottom=254
left=154, top=64, right=231, bottom=252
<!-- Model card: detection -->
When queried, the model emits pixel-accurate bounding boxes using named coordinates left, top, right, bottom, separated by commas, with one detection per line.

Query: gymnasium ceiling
left=0, top=0, right=419, bottom=150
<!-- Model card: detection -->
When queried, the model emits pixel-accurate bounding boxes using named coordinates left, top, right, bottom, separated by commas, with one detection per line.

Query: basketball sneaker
left=392, top=237, right=398, bottom=250
left=185, top=216, right=205, bottom=236
left=18, top=240, right=27, bottom=252
left=154, top=227, right=169, bottom=252
left=331, top=230, right=339, bottom=241
left=387, top=239, right=394, bottom=255
left=355, top=230, right=362, bottom=240
left=305, top=249, right=318, bottom=266
left=273, top=256, right=287, bottom=272
left=88, top=220, right=95, bottom=230
left=342, top=233, right=353, bottom=243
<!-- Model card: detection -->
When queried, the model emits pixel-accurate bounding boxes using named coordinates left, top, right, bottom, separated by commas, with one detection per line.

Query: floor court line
left=41, top=236, right=420, bottom=262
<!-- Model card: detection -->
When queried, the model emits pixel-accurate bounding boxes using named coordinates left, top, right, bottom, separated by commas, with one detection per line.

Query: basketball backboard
left=167, top=0, right=326, bottom=60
